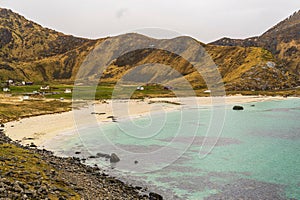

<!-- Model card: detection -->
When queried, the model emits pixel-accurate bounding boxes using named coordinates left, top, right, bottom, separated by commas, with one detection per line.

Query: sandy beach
left=4, top=95, right=288, bottom=147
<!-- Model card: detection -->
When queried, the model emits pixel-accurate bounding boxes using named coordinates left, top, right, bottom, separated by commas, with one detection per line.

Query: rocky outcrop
left=233, top=105, right=244, bottom=110
left=0, top=28, right=12, bottom=48
left=110, top=153, right=120, bottom=163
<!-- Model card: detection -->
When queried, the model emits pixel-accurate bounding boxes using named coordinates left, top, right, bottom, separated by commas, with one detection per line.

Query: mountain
left=0, top=8, right=299, bottom=91
left=0, top=8, right=100, bottom=82
left=211, top=10, right=300, bottom=79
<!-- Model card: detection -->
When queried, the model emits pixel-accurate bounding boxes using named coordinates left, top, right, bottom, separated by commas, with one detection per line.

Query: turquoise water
left=46, top=99, right=300, bottom=199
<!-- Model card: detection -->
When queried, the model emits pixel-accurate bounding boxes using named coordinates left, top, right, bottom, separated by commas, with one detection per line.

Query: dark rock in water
left=134, top=160, right=138, bottom=164
left=75, top=151, right=81, bottom=155
left=250, top=104, right=255, bottom=107
left=0, top=124, right=4, bottom=127
left=110, top=153, right=120, bottom=163
left=89, top=155, right=96, bottom=159
left=96, top=152, right=111, bottom=159
left=233, top=105, right=244, bottom=110
left=149, top=192, right=163, bottom=200
left=107, top=116, right=117, bottom=122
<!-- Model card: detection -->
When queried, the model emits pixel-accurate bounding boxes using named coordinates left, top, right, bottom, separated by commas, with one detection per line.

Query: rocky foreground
left=0, top=131, right=163, bottom=200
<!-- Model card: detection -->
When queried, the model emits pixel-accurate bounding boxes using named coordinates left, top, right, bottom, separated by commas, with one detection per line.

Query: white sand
left=4, top=96, right=286, bottom=147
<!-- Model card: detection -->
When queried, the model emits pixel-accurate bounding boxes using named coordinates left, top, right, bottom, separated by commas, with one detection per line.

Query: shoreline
left=5, top=95, right=291, bottom=147
left=1, top=95, right=298, bottom=199
left=0, top=131, right=160, bottom=199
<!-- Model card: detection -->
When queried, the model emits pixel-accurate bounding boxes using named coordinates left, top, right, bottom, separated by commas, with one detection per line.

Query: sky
left=0, top=0, right=299, bottom=43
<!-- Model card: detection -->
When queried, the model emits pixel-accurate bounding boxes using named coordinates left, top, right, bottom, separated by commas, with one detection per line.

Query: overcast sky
left=0, top=0, right=299, bottom=43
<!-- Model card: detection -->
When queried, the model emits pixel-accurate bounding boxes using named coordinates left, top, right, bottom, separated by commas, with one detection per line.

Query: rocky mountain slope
left=0, top=8, right=299, bottom=91
left=211, top=10, right=300, bottom=81
left=0, top=8, right=100, bottom=83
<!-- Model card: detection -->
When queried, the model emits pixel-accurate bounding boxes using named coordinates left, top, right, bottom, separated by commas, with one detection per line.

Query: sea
left=44, top=98, right=300, bottom=199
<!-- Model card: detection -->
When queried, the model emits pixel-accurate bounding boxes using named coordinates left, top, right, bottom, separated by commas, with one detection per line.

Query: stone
left=13, top=184, right=23, bottom=193
left=88, top=155, right=97, bottom=159
left=110, top=153, right=120, bottom=163
left=149, top=192, right=163, bottom=200
left=233, top=105, right=244, bottom=110
left=29, top=143, right=37, bottom=148
left=96, top=152, right=111, bottom=159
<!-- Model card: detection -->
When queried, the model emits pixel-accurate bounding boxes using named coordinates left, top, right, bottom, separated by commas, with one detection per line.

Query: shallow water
left=45, top=98, right=300, bottom=199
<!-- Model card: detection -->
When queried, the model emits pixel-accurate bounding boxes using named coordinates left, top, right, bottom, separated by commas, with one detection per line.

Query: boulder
left=233, top=105, right=244, bottom=110
left=110, top=153, right=120, bottom=163
left=96, top=152, right=111, bottom=159
left=149, top=192, right=163, bottom=200
left=29, top=143, right=37, bottom=148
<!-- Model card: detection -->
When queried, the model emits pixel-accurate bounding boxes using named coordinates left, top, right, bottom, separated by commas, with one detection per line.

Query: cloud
left=116, top=8, right=128, bottom=19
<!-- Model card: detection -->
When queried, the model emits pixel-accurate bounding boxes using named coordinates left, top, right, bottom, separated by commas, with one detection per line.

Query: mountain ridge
left=0, top=8, right=299, bottom=91
left=210, top=10, right=300, bottom=78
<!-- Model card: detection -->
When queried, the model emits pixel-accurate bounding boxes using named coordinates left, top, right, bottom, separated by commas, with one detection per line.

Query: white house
left=137, top=86, right=144, bottom=91
left=40, top=85, right=50, bottom=90
left=2, top=88, right=10, bottom=92
left=64, top=89, right=72, bottom=94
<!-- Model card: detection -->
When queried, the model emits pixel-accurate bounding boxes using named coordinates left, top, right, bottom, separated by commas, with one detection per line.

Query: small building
left=137, top=86, right=144, bottom=91
left=8, top=80, right=13, bottom=85
left=22, top=81, right=33, bottom=86
left=40, top=85, right=50, bottom=90
left=2, top=87, right=10, bottom=92
left=64, top=89, right=72, bottom=94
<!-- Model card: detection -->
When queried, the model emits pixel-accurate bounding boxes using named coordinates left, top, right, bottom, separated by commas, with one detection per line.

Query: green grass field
left=1, top=84, right=177, bottom=100
left=1, top=84, right=299, bottom=100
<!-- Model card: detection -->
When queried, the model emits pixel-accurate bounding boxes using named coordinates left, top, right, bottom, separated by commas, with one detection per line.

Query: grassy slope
left=0, top=143, right=80, bottom=199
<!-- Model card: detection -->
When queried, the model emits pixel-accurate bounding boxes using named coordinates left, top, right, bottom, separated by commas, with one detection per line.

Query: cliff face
left=0, top=8, right=299, bottom=91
